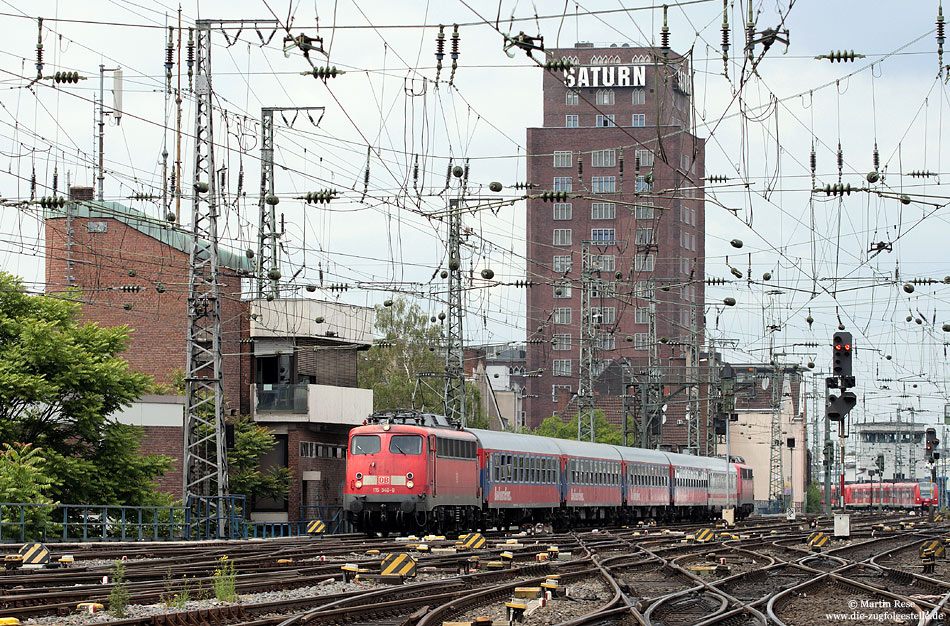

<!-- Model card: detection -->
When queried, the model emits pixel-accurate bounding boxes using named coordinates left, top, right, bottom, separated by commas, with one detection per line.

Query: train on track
left=825, top=480, right=938, bottom=509
left=344, top=409, right=755, bottom=534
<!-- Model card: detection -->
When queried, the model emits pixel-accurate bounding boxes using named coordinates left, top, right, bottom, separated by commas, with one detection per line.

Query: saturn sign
left=563, top=65, right=647, bottom=88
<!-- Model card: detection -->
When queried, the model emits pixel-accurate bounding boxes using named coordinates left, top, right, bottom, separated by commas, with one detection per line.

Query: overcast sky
left=1, top=0, right=948, bottom=426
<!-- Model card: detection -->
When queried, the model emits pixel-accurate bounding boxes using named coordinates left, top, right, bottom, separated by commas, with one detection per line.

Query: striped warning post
left=307, top=520, right=326, bottom=535
left=808, top=532, right=830, bottom=549
left=462, top=533, right=486, bottom=550
left=695, top=529, right=715, bottom=543
left=18, top=543, right=49, bottom=567
left=380, top=553, right=417, bottom=578
left=920, top=539, right=945, bottom=559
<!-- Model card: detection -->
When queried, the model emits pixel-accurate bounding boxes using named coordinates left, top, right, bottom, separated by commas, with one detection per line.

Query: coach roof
left=468, top=429, right=563, bottom=455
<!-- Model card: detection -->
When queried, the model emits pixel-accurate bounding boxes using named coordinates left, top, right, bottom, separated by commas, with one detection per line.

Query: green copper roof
left=46, top=200, right=253, bottom=272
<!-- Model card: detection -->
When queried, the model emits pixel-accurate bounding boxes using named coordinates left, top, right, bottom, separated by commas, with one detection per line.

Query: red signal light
left=844, top=344, right=851, bottom=351
left=834, top=344, right=842, bottom=351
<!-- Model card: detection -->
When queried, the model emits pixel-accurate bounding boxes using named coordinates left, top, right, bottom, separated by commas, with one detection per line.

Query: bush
left=108, top=560, right=130, bottom=617
left=212, top=556, right=237, bottom=602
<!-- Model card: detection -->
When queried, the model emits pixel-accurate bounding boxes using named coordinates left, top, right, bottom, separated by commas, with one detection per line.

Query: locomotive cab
left=344, top=423, right=429, bottom=532
left=344, top=410, right=480, bottom=535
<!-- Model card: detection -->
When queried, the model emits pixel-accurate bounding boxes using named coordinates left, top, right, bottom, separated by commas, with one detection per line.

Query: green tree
left=805, top=481, right=823, bottom=513
left=358, top=298, right=482, bottom=419
left=530, top=410, right=623, bottom=444
left=0, top=272, right=168, bottom=505
left=0, top=443, right=58, bottom=539
left=166, top=375, right=291, bottom=506
left=227, top=416, right=292, bottom=503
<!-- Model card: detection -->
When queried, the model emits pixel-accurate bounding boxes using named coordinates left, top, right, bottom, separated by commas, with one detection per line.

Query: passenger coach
left=344, top=409, right=755, bottom=534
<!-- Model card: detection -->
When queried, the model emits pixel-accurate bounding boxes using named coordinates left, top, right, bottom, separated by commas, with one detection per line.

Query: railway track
left=1, top=512, right=944, bottom=626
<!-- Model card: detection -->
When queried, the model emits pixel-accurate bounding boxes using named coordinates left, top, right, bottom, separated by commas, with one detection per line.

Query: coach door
left=428, top=435, right=437, bottom=496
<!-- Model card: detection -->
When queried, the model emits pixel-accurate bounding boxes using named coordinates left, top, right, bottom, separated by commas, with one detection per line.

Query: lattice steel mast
left=257, top=106, right=324, bottom=298
left=183, top=19, right=277, bottom=535
left=577, top=241, right=597, bottom=442
left=444, top=193, right=466, bottom=426
left=183, top=19, right=227, bottom=519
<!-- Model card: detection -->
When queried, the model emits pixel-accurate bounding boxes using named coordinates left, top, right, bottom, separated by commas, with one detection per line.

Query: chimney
left=69, top=186, right=94, bottom=202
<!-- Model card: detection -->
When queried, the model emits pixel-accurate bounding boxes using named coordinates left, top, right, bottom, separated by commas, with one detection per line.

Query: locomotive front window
left=389, top=435, right=423, bottom=455
left=351, top=435, right=381, bottom=455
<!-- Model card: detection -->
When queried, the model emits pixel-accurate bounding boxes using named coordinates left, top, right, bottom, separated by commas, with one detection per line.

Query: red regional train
left=841, top=481, right=937, bottom=509
left=343, top=409, right=755, bottom=534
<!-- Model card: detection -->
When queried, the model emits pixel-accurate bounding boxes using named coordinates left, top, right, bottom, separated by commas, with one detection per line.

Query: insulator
left=165, top=26, right=175, bottom=71
left=52, top=167, right=58, bottom=195
left=730, top=267, right=743, bottom=279
left=39, top=196, right=66, bottom=209
left=544, top=59, right=572, bottom=71
left=909, top=170, right=937, bottom=178
left=450, top=24, right=460, bottom=60
left=618, top=150, right=624, bottom=176
left=809, top=144, right=816, bottom=175
left=577, top=155, right=583, bottom=179
left=186, top=29, right=195, bottom=68
left=237, top=165, right=244, bottom=196
left=412, top=154, right=419, bottom=188
left=837, top=142, right=843, bottom=178
left=435, top=25, right=445, bottom=61
left=304, top=189, right=338, bottom=204
left=818, top=183, right=855, bottom=196
left=30, top=168, right=36, bottom=200
left=52, top=71, right=80, bottom=84
left=35, top=18, right=44, bottom=75
left=463, top=161, right=469, bottom=183
left=540, top=191, right=568, bottom=202
left=872, top=143, right=880, bottom=172
left=746, top=8, right=755, bottom=58
left=305, top=66, right=344, bottom=80
left=817, top=50, right=864, bottom=63
left=635, top=152, right=641, bottom=174
left=707, top=175, right=729, bottom=183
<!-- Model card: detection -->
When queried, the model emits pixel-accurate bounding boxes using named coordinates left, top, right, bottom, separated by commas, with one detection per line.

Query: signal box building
left=524, top=44, right=705, bottom=447
left=44, top=188, right=373, bottom=523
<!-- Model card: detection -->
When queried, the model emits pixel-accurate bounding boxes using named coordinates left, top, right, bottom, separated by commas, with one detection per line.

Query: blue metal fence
left=0, top=501, right=350, bottom=542
left=0, top=503, right=186, bottom=542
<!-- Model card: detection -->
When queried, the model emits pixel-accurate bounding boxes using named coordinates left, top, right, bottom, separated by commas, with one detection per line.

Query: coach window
left=390, top=435, right=422, bottom=455
left=350, top=435, right=381, bottom=455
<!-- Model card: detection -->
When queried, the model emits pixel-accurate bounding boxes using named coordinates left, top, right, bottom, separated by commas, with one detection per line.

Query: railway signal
left=926, top=427, right=939, bottom=462
left=832, top=331, right=854, bottom=385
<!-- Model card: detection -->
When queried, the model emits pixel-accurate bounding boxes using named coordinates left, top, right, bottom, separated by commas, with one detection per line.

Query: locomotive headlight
left=406, top=480, right=414, bottom=489
left=383, top=423, right=391, bottom=431
left=355, top=480, right=363, bottom=489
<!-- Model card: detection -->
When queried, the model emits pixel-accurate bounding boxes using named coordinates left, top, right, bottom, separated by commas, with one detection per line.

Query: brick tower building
left=524, top=44, right=705, bottom=448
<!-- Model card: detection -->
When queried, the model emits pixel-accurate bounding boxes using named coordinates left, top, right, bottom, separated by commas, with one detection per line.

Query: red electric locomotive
left=344, top=410, right=480, bottom=534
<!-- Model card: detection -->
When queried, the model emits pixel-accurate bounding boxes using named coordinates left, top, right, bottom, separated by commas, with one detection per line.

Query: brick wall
left=285, top=426, right=348, bottom=521
left=44, top=212, right=248, bottom=412
left=139, top=425, right=183, bottom=495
